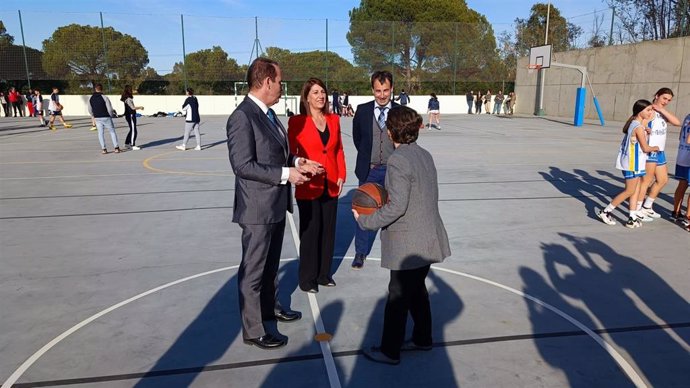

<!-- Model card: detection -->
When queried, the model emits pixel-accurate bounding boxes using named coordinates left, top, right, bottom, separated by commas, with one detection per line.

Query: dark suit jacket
left=352, top=100, right=399, bottom=182
left=226, top=96, right=296, bottom=224
left=287, top=113, right=346, bottom=200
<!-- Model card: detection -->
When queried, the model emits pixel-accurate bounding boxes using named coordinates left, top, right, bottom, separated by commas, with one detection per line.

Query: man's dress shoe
left=243, top=334, right=287, bottom=349
left=273, top=310, right=301, bottom=322
left=362, top=346, right=400, bottom=365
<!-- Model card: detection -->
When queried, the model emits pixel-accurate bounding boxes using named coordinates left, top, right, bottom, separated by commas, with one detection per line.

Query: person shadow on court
left=527, top=233, right=690, bottom=387
left=259, top=300, right=345, bottom=387
left=346, top=266, right=462, bottom=387
left=520, top=257, right=630, bottom=387
left=539, top=166, right=620, bottom=222
left=331, top=188, right=357, bottom=274
left=133, top=273, right=242, bottom=388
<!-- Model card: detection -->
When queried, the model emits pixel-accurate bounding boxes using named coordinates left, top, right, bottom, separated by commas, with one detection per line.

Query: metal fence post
left=325, top=18, right=329, bottom=88
left=18, top=10, right=31, bottom=89
left=181, top=14, right=188, bottom=90
left=100, top=12, right=111, bottom=92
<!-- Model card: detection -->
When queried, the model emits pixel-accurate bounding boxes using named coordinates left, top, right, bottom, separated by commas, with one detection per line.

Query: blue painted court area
left=1, top=113, right=688, bottom=388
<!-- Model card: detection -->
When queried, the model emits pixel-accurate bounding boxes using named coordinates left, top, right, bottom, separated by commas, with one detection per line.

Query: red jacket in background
left=8, top=90, right=20, bottom=103
left=288, top=113, right=346, bottom=200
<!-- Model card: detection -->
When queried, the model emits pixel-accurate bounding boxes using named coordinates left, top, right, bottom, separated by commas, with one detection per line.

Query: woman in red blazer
left=288, top=78, right=346, bottom=293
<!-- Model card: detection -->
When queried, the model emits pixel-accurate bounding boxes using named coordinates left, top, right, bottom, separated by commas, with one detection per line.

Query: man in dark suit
left=226, top=57, right=323, bottom=350
left=351, top=70, right=399, bottom=269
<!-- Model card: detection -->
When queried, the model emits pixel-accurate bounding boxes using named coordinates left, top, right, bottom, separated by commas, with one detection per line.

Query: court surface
left=1, top=112, right=688, bottom=388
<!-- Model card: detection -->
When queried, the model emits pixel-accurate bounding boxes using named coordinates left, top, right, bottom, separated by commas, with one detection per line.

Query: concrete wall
left=51, top=94, right=492, bottom=117
left=515, top=36, right=689, bottom=122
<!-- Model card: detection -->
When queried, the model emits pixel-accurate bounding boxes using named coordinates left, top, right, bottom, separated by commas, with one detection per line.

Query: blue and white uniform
left=647, top=111, right=668, bottom=165
left=616, top=120, right=647, bottom=178
left=675, top=114, right=690, bottom=181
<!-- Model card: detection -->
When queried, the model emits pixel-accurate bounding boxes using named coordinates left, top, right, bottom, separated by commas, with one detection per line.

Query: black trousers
left=296, top=193, right=338, bottom=290
left=238, top=220, right=286, bottom=339
left=380, top=265, right=432, bottom=359
left=124, top=114, right=138, bottom=146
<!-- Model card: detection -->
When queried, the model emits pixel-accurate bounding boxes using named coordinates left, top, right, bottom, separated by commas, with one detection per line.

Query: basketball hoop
left=527, top=64, right=542, bottom=74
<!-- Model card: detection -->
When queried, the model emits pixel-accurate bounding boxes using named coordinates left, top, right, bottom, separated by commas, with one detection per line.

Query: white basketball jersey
left=616, top=120, right=647, bottom=171
left=648, top=112, right=668, bottom=151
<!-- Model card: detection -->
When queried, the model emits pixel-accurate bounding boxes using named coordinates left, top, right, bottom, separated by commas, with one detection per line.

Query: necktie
left=267, top=108, right=284, bottom=138
left=267, top=108, right=278, bottom=126
left=377, top=106, right=388, bottom=129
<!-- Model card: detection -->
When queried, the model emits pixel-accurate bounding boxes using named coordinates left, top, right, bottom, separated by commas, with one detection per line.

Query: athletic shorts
left=622, top=170, right=645, bottom=179
left=647, top=151, right=667, bottom=166
left=50, top=110, right=62, bottom=116
left=428, top=110, right=439, bottom=114
left=676, top=164, right=690, bottom=181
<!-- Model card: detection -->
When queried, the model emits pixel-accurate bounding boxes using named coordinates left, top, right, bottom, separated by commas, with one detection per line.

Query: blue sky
left=1, top=0, right=610, bottom=74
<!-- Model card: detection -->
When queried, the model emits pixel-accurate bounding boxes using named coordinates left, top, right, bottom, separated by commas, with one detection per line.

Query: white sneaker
left=131, top=146, right=141, bottom=150
left=194, top=145, right=201, bottom=151
left=636, top=212, right=654, bottom=223
left=641, top=207, right=661, bottom=218
left=625, top=217, right=642, bottom=228
left=175, top=145, right=186, bottom=151
left=596, top=209, right=616, bottom=225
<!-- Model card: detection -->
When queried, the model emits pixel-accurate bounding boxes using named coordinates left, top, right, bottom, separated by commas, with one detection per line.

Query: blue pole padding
left=593, top=96, right=605, bottom=126
left=574, top=87, right=586, bottom=127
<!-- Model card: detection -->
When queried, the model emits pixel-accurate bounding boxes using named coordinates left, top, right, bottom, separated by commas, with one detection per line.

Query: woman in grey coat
left=353, top=105, right=451, bottom=365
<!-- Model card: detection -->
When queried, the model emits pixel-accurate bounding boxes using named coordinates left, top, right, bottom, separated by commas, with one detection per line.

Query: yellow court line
left=0, top=159, right=144, bottom=165
left=142, top=151, right=233, bottom=176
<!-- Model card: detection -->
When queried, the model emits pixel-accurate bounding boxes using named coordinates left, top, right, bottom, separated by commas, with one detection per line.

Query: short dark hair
left=299, top=78, right=329, bottom=115
left=371, top=70, right=393, bottom=88
left=186, top=87, right=194, bottom=95
left=386, top=106, right=421, bottom=144
left=247, top=57, right=279, bottom=90
left=94, top=83, right=103, bottom=91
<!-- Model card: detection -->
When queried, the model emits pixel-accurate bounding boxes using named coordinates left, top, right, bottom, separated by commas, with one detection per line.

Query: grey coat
left=357, top=142, right=450, bottom=270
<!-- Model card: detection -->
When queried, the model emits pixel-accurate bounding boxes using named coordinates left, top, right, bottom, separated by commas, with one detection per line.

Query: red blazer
left=288, top=113, right=346, bottom=200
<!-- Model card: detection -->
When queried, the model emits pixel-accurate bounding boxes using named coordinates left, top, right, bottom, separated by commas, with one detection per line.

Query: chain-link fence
left=1, top=9, right=687, bottom=97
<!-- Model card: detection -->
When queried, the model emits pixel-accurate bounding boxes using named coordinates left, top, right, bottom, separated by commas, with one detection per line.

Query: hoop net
left=527, top=64, right=542, bottom=74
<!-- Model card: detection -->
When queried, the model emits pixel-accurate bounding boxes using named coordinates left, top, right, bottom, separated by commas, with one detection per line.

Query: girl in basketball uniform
left=672, top=114, right=690, bottom=231
left=637, top=88, right=681, bottom=220
left=597, top=100, right=659, bottom=228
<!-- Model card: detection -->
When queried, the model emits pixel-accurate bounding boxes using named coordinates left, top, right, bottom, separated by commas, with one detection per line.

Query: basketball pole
left=535, top=2, right=551, bottom=117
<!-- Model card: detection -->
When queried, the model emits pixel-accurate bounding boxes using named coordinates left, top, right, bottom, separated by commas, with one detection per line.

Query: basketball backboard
left=529, top=44, right=552, bottom=69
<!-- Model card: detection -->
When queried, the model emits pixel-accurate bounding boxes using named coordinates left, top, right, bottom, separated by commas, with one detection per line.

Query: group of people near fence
left=225, top=57, right=450, bottom=366
left=466, top=90, right=515, bottom=115
left=0, top=86, right=74, bottom=130
left=596, top=87, right=690, bottom=232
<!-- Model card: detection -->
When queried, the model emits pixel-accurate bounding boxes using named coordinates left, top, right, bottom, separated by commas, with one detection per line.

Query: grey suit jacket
left=357, top=142, right=451, bottom=270
left=226, top=96, right=296, bottom=224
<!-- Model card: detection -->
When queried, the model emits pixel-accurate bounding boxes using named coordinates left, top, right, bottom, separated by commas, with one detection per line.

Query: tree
left=514, top=3, right=583, bottom=57
left=0, top=20, right=14, bottom=47
left=607, top=0, right=690, bottom=42
left=588, top=11, right=607, bottom=47
left=347, top=0, right=499, bottom=94
left=264, top=47, right=370, bottom=94
left=168, top=46, right=244, bottom=95
left=42, top=24, right=149, bottom=90
left=137, top=67, right=168, bottom=95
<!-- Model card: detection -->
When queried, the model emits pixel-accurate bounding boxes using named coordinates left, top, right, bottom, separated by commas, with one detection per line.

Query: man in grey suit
left=226, top=57, right=323, bottom=350
left=353, top=106, right=451, bottom=365
left=351, top=70, right=399, bottom=269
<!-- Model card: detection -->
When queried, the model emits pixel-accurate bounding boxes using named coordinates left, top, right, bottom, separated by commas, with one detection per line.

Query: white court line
left=286, top=212, right=342, bottom=388
left=429, top=265, right=648, bottom=388
left=2, top=258, right=647, bottom=388
left=1, top=266, right=237, bottom=388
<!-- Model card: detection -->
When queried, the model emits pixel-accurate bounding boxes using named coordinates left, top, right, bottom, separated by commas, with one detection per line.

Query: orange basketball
left=352, top=183, right=388, bottom=215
